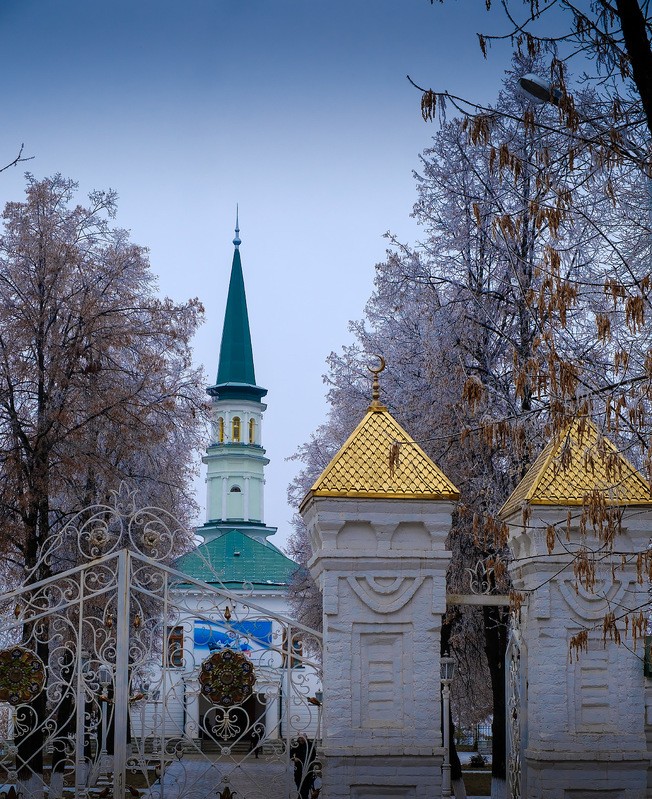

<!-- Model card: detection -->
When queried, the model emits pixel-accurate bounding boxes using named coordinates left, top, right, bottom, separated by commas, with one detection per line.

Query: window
left=230, top=485, right=242, bottom=493
left=218, top=417, right=224, bottom=443
left=166, top=626, right=183, bottom=668
left=232, top=416, right=241, bottom=442
left=248, top=418, right=255, bottom=444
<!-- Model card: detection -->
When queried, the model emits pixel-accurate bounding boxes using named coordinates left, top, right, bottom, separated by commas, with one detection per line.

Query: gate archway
left=0, top=490, right=322, bottom=799
left=446, top=556, right=516, bottom=798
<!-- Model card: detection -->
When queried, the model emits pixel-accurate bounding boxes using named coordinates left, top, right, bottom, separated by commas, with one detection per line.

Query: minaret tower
left=200, top=214, right=275, bottom=543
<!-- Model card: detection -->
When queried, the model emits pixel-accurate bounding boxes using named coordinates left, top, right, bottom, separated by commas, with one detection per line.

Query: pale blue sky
left=0, top=1, right=516, bottom=544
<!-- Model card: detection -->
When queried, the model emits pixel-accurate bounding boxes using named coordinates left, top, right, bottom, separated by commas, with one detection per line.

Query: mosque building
left=151, top=220, right=318, bottom=748
left=176, top=216, right=299, bottom=600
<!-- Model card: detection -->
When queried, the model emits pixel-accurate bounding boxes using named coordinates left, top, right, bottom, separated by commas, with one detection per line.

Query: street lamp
left=519, top=71, right=652, bottom=228
left=518, top=73, right=562, bottom=106
left=519, top=71, right=649, bottom=167
left=440, top=652, right=456, bottom=798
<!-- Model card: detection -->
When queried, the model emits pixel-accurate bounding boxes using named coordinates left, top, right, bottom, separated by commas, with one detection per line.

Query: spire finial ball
left=233, top=205, right=241, bottom=249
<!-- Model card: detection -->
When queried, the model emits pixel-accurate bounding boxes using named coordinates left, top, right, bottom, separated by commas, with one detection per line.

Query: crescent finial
left=367, top=354, right=386, bottom=376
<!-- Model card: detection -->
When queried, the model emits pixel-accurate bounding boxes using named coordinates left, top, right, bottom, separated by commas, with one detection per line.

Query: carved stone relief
left=347, top=574, right=426, bottom=614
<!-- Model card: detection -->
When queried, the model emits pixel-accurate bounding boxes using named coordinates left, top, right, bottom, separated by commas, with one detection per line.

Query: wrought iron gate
left=0, top=489, right=323, bottom=799
left=506, top=628, right=525, bottom=799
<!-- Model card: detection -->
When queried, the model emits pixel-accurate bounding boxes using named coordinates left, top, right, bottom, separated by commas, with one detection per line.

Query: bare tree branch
left=0, top=144, right=34, bottom=175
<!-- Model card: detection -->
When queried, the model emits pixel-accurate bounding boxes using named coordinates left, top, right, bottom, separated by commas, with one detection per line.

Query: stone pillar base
left=323, top=753, right=444, bottom=799
left=525, top=752, right=648, bottom=798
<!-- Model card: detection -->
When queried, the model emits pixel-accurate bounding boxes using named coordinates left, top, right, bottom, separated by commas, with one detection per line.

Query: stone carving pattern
left=347, top=575, right=425, bottom=614
left=557, top=578, right=631, bottom=622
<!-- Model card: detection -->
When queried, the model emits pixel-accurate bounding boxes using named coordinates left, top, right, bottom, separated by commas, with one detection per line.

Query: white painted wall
left=304, top=496, right=454, bottom=799
left=507, top=506, right=650, bottom=799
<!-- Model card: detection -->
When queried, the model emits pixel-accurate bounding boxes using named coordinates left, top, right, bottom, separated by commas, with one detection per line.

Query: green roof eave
left=173, top=579, right=291, bottom=590
left=207, top=382, right=267, bottom=402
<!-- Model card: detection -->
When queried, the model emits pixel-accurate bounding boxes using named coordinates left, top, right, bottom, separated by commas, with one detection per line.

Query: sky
left=0, top=0, right=516, bottom=548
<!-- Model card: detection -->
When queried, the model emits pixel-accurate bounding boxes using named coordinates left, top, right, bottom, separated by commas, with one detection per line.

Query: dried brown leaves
left=421, top=90, right=437, bottom=123
left=462, top=375, right=485, bottom=414
left=569, top=630, right=589, bottom=662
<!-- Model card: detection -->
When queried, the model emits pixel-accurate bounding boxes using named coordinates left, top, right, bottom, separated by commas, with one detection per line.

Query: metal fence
left=455, top=721, right=493, bottom=752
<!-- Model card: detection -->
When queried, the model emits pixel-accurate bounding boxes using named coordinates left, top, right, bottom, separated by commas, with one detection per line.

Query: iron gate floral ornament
left=0, top=646, right=46, bottom=705
left=199, top=648, right=256, bottom=706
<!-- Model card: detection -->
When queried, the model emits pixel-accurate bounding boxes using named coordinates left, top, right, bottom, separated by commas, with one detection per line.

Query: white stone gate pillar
left=501, top=419, right=651, bottom=799
left=300, top=386, right=459, bottom=799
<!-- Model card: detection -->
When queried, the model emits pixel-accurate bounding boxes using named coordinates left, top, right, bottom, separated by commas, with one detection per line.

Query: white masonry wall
left=507, top=505, right=650, bottom=799
left=302, top=496, right=454, bottom=799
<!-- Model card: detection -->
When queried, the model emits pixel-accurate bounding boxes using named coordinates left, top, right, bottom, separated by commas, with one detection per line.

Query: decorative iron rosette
left=199, top=649, right=255, bottom=706
left=0, top=646, right=46, bottom=705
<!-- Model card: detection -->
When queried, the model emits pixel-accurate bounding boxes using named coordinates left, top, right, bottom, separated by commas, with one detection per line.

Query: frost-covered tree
left=290, top=50, right=652, bottom=798
left=420, top=2, right=652, bottom=171
left=0, top=174, right=208, bottom=789
left=0, top=174, right=207, bottom=586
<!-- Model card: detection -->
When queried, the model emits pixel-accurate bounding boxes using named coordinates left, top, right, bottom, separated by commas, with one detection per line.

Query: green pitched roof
left=174, top=529, right=299, bottom=588
left=209, top=246, right=267, bottom=403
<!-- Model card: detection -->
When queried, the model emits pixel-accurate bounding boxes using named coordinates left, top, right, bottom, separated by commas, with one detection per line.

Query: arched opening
left=218, top=417, right=224, bottom=443
left=249, top=418, right=255, bottom=444
left=232, top=416, right=241, bottom=442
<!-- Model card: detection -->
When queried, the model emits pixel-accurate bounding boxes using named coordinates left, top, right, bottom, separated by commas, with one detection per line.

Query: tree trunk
left=17, top=457, right=51, bottom=793
left=15, top=638, right=48, bottom=797
left=616, top=0, right=652, bottom=139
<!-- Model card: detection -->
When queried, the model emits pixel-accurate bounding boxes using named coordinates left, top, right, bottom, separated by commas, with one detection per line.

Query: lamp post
left=440, top=652, right=456, bottom=798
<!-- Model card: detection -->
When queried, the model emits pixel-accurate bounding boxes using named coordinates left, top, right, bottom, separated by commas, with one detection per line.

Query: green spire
left=217, top=247, right=255, bottom=385
left=209, top=220, right=267, bottom=403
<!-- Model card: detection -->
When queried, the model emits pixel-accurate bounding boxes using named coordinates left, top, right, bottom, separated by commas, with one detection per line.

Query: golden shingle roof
left=301, top=407, right=460, bottom=507
left=500, top=417, right=652, bottom=519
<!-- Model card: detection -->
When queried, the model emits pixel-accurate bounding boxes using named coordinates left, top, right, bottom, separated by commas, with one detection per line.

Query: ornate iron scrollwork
left=468, top=553, right=506, bottom=594
left=0, top=487, right=324, bottom=798
left=507, top=632, right=522, bottom=799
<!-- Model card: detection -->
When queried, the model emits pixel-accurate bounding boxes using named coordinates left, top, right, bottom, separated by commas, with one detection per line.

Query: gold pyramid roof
left=500, top=417, right=652, bottom=519
left=301, top=406, right=460, bottom=507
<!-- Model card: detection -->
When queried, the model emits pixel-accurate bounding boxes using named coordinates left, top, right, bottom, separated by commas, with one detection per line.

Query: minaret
left=200, top=215, right=275, bottom=543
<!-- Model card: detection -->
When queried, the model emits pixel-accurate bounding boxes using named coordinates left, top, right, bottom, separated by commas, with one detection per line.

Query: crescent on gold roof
left=368, top=354, right=386, bottom=376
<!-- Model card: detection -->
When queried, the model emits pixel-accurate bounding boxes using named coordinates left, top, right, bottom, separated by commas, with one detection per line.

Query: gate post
left=113, top=548, right=131, bottom=798
left=300, top=393, right=459, bottom=798
left=501, top=419, right=650, bottom=799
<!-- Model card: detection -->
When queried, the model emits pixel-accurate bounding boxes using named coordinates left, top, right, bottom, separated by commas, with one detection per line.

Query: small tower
left=300, top=360, right=459, bottom=798
left=200, top=217, right=274, bottom=543
left=501, top=417, right=651, bottom=798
